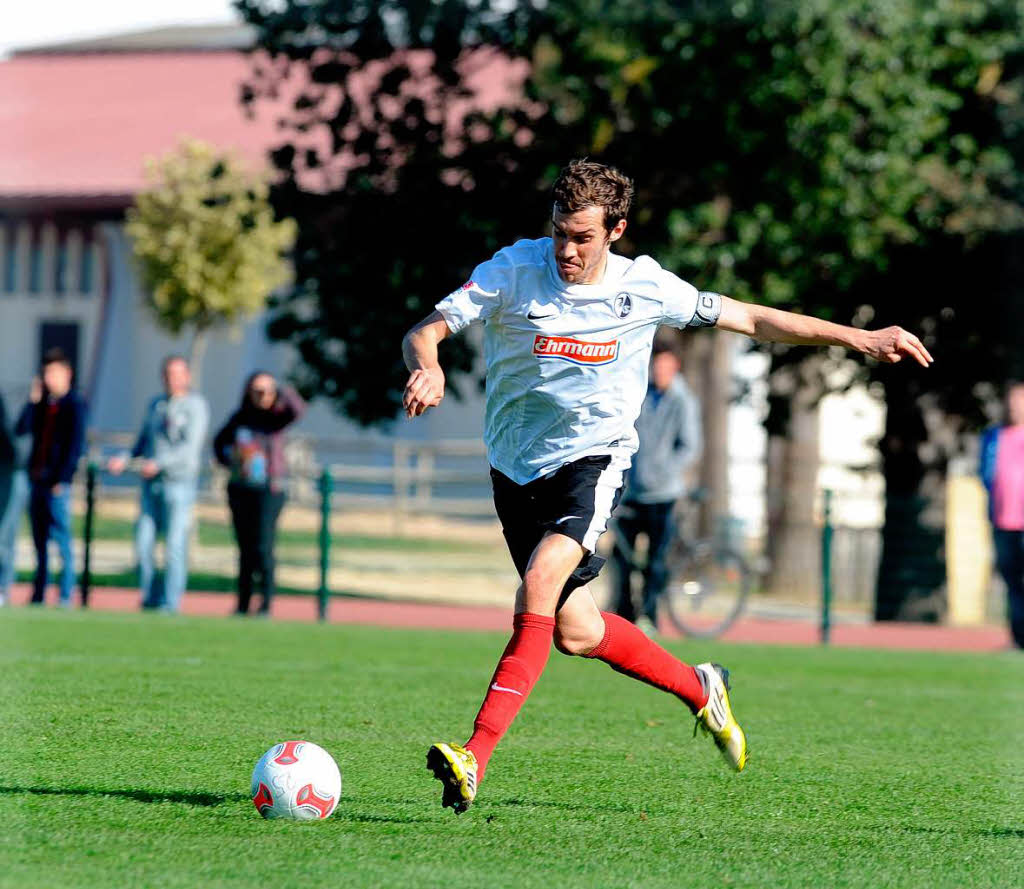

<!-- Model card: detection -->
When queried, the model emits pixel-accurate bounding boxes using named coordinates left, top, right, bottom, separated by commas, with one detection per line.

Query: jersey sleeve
left=659, top=269, right=721, bottom=329
left=434, top=252, right=512, bottom=333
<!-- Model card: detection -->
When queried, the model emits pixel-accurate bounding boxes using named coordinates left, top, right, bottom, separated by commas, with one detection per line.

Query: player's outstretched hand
left=403, top=366, right=446, bottom=418
left=864, top=326, right=933, bottom=368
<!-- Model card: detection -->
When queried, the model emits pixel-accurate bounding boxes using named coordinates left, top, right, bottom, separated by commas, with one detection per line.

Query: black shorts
left=490, top=455, right=625, bottom=601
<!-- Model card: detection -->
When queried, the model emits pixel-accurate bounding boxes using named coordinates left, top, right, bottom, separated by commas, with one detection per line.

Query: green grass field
left=2, top=609, right=1021, bottom=889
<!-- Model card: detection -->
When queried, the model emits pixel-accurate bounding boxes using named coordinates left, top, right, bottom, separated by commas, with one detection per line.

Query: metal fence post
left=317, top=468, right=333, bottom=622
left=81, top=461, right=97, bottom=608
left=821, top=489, right=833, bottom=644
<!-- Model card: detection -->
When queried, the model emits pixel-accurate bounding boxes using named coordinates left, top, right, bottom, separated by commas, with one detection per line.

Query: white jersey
left=435, top=237, right=719, bottom=484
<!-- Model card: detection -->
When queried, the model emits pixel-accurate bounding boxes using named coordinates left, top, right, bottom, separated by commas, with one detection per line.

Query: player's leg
left=428, top=531, right=582, bottom=812
left=555, top=584, right=747, bottom=771
left=554, top=583, right=704, bottom=709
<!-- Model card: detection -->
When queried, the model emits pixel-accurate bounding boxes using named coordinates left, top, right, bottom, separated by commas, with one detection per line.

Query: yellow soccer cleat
left=426, top=742, right=479, bottom=814
left=694, top=662, right=748, bottom=771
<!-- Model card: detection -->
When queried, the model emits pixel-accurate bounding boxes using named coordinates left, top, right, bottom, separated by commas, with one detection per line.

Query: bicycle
left=605, top=491, right=755, bottom=638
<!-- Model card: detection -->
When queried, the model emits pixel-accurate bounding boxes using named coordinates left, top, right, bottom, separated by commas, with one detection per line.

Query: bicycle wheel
left=662, top=541, right=752, bottom=638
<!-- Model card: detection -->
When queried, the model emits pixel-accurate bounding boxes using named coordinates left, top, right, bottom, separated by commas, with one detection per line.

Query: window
left=28, top=230, right=42, bottom=294
left=2, top=227, right=14, bottom=293
left=55, top=239, right=68, bottom=294
left=80, top=241, right=93, bottom=294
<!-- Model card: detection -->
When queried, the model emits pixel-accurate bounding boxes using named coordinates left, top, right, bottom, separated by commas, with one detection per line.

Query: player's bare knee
left=553, top=622, right=605, bottom=657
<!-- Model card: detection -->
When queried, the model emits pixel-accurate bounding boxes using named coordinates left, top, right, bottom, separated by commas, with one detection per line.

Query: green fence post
left=81, top=461, right=97, bottom=609
left=317, top=469, right=333, bottom=622
left=821, top=489, right=833, bottom=644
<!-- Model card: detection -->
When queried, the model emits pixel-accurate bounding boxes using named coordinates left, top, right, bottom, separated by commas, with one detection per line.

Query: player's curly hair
left=552, top=159, right=634, bottom=231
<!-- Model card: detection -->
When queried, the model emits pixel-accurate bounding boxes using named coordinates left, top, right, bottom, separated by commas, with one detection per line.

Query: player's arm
left=716, top=296, right=933, bottom=367
left=402, top=311, right=452, bottom=418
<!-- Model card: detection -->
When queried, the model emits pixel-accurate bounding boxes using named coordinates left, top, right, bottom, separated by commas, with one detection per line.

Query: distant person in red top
left=15, top=349, right=87, bottom=607
left=980, top=382, right=1024, bottom=648
left=213, top=372, right=305, bottom=617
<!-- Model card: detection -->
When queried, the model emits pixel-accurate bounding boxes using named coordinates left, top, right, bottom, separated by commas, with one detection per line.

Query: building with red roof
left=0, top=23, right=503, bottom=446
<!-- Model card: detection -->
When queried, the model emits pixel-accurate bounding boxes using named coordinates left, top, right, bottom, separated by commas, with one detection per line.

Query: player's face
left=551, top=206, right=626, bottom=285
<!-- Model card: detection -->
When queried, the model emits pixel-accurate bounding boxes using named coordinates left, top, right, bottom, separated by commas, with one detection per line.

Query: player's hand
left=403, top=367, right=445, bottom=418
left=140, top=459, right=160, bottom=479
left=30, top=376, right=42, bottom=403
left=107, top=456, right=127, bottom=475
left=864, top=326, right=933, bottom=368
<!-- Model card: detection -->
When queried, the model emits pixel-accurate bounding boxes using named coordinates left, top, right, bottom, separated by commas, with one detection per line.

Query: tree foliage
left=126, top=139, right=297, bottom=382
left=237, top=0, right=1023, bottom=425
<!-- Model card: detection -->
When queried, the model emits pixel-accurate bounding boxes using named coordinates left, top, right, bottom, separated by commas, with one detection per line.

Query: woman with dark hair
left=213, top=372, right=305, bottom=616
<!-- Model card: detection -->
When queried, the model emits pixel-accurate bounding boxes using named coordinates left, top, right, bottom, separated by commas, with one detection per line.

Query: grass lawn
left=2, top=609, right=1021, bottom=889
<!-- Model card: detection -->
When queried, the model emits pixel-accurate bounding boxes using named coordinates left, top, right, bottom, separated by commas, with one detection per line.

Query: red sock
left=465, top=612, right=555, bottom=779
left=585, top=612, right=707, bottom=713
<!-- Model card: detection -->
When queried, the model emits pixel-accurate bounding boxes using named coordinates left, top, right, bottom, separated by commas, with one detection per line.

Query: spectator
left=0, top=391, right=31, bottom=606
left=16, top=350, right=87, bottom=607
left=980, top=381, right=1024, bottom=649
left=213, top=372, right=305, bottom=616
left=610, top=342, right=702, bottom=634
left=108, top=356, right=209, bottom=613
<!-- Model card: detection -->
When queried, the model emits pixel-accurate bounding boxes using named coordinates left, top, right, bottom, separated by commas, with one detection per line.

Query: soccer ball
left=251, top=740, right=342, bottom=820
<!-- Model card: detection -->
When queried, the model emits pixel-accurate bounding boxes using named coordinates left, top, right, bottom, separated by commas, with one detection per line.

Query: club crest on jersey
left=533, top=334, right=619, bottom=366
left=613, top=292, right=633, bottom=318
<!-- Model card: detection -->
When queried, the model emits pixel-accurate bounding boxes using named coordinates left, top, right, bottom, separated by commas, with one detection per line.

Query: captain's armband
left=689, top=291, right=722, bottom=328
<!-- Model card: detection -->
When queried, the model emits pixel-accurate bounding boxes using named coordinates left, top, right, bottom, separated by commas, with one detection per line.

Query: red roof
left=0, top=51, right=284, bottom=202
left=0, top=48, right=528, bottom=206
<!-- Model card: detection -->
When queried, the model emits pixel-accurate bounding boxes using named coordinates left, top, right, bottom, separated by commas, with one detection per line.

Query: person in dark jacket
left=979, top=381, right=1024, bottom=648
left=0, top=390, right=31, bottom=606
left=610, top=341, right=702, bottom=633
left=16, top=349, right=88, bottom=607
left=213, top=372, right=305, bottom=616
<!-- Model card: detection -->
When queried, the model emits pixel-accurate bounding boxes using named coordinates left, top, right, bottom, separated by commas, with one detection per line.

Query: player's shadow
left=0, top=784, right=248, bottom=807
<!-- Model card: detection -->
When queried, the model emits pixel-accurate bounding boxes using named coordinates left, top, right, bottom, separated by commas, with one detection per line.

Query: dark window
left=28, top=230, right=42, bottom=294
left=2, top=228, right=14, bottom=293
left=55, top=239, right=68, bottom=294
left=80, top=242, right=93, bottom=294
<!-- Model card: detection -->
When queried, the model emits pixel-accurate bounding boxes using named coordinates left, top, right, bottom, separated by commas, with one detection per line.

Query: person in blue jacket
left=979, top=382, right=1024, bottom=648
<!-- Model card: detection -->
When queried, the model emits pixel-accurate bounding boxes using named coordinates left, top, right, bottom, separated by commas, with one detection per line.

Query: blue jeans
left=0, top=469, right=29, bottom=596
left=993, top=529, right=1024, bottom=648
left=611, top=500, right=676, bottom=624
left=136, top=480, right=196, bottom=613
left=29, top=484, right=75, bottom=605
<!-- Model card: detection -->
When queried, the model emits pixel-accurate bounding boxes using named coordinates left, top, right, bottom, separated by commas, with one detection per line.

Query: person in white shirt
left=402, top=159, right=932, bottom=814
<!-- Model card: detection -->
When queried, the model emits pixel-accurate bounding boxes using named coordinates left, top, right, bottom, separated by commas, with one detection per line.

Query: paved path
left=8, top=584, right=1011, bottom=652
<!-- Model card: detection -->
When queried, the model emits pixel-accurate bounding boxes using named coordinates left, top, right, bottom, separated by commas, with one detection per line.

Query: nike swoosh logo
left=528, top=311, right=557, bottom=320
left=555, top=515, right=581, bottom=524
left=490, top=682, right=523, bottom=696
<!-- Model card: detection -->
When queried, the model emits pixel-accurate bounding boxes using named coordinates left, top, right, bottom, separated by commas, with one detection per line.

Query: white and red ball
left=251, top=740, right=341, bottom=820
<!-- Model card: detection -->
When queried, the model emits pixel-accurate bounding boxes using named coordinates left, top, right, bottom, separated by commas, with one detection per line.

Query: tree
left=238, top=0, right=1023, bottom=615
left=125, top=139, right=297, bottom=385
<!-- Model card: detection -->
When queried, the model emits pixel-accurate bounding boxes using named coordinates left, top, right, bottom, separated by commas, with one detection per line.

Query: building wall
left=1, top=218, right=486, bottom=446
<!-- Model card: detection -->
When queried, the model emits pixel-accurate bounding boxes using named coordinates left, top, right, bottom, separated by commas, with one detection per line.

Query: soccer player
left=402, top=160, right=932, bottom=813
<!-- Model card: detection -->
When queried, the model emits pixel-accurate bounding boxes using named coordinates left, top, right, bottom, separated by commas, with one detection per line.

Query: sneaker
left=694, top=662, right=748, bottom=771
left=426, top=742, right=478, bottom=814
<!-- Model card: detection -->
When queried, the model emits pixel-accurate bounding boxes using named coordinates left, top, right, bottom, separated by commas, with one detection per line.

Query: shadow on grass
left=891, top=824, right=1024, bottom=840
left=2, top=785, right=435, bottom=824
left=0, top=784, right=248, bottom=807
